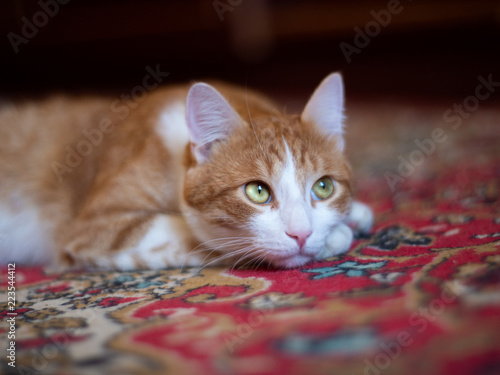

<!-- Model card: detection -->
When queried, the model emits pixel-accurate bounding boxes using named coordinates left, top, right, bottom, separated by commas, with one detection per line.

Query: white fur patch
left=157, top=101, right=190, bottom=156
left=278, top=143, right=312, bottom=240
left=111, top=215, right=203, bottom=270
left=0, top=194, right=54, bottom=264
left=348, top=201, right=373, bottom=233
left=156, top=101, right=191, bottom=196
left=321, top=222, right=353, bottom=258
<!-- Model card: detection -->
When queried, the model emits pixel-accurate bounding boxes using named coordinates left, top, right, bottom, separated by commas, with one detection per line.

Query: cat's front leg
left=346, top=201, right=373, bottom=234
left=65, top=214, right=215, bottom=271
left=104, top=215, right=206, bottom=271
left=316, top=223, right=354, bottom=260
left=315, top=201, right=373, bottom=260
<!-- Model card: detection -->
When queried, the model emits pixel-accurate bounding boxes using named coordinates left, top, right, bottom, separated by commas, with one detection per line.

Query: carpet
left=1, top=99, right=499, bottom=375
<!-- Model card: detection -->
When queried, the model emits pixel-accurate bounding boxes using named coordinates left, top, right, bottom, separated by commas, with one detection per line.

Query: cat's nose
left=286, top=230, right=312, bottom=249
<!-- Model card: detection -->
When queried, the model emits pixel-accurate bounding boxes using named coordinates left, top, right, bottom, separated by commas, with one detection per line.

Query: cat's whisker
left=193, top=253, right=234, bottom=273
left=194, top=243, right=266, bottom=273
left=255, top=252, right=270, bottom=270
left=180, top=236, right=257, bottom=272
left=182, top=232, right=276, bottom=272
left=230, top=247, right=257, bottom=271
left=196, top=241, right=247, bottom=267
left=251, top=250, right=270, bottom=270
left=232, top=245, right=271, bottom=270
left=191, top=245, right=251, bottom=272
left=232, top=246, right=264, bottom=270
left=235, top=254, right=260, bottom=271
left=180, top=247, right=217, bottom=273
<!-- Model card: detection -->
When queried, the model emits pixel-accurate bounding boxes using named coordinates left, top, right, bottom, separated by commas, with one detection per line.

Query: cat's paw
left=347, top=201, right=373, bottom=234
left=316, top=223, right=354, bottom=260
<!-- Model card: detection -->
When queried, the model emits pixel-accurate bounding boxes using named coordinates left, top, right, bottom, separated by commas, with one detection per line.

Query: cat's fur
left=0, top=73, right=372, bottom=270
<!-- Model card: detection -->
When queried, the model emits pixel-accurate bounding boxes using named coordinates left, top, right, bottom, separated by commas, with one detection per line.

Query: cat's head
left=181, top=72, right=352, bottom=268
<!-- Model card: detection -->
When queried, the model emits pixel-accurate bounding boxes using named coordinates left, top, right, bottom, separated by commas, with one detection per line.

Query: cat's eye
left=311, top=177, right=335, bottom=200
left=245, top=182, right=271, bottom=204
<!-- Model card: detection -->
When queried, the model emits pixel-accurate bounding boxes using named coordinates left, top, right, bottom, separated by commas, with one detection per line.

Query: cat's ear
left=186, top=83, right=243, bottom=163
left=301, top=72, right=345, bottom=151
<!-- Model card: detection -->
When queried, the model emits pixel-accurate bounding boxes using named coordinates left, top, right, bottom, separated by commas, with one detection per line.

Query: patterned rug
left=1, top=99, right=500, bottom=375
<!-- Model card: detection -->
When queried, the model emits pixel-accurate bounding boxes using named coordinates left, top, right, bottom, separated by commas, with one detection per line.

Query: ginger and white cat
left=0, top=72, right=372, bottom=270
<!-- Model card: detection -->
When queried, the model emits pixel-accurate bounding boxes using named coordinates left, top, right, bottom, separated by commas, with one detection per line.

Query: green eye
left=245, top=182, right=271, bottom=204
left=312, top=177, right=335, bottom=200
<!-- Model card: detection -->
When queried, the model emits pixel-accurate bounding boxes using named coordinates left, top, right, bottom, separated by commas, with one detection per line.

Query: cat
left=0, top=72, right=373, bottom=270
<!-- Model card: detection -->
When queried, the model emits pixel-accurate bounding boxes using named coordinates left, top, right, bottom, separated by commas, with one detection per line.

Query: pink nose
left=286, top=230, right=312, bottom=249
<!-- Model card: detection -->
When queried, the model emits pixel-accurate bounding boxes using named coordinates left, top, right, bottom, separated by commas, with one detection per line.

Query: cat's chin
left=271, top=254, right=312, bottom=269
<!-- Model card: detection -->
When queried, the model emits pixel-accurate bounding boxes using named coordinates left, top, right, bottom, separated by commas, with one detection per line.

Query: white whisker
left=179, top=230, right=277, bottom=273
left=255, top=252, right=270, bottom=269
left=196, top=243, right=266, bottom=272
left=233, top=246, right=264, bottom=270
left=180, top=236, right=258, bottom=271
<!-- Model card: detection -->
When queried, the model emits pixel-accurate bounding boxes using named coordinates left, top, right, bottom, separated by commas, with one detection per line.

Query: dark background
left=1, top=0, right=499, bottom=102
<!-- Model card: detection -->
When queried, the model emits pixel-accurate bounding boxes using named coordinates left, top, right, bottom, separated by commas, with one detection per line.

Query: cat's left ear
left=186, top=83, right=243, bottom=164
left=301, top=72, right=345, bottom=151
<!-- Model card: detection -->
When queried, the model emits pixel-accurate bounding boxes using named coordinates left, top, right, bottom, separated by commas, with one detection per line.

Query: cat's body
left=0, top=73, right=372, bottom=270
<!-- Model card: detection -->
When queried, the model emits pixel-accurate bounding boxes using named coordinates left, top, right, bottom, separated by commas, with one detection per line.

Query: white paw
left=347, top=201, right=373, bottom=234
left=316, top=223, right=354, bottom=260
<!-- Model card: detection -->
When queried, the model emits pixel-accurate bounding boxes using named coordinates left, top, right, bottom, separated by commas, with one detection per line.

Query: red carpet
left=1, top=100, right=499, bottom=375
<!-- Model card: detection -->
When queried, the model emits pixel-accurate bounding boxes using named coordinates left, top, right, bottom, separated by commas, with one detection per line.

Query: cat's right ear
left=301, top=72, right=345, bottom=151
left=186, top=83, right=243, bottom=164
